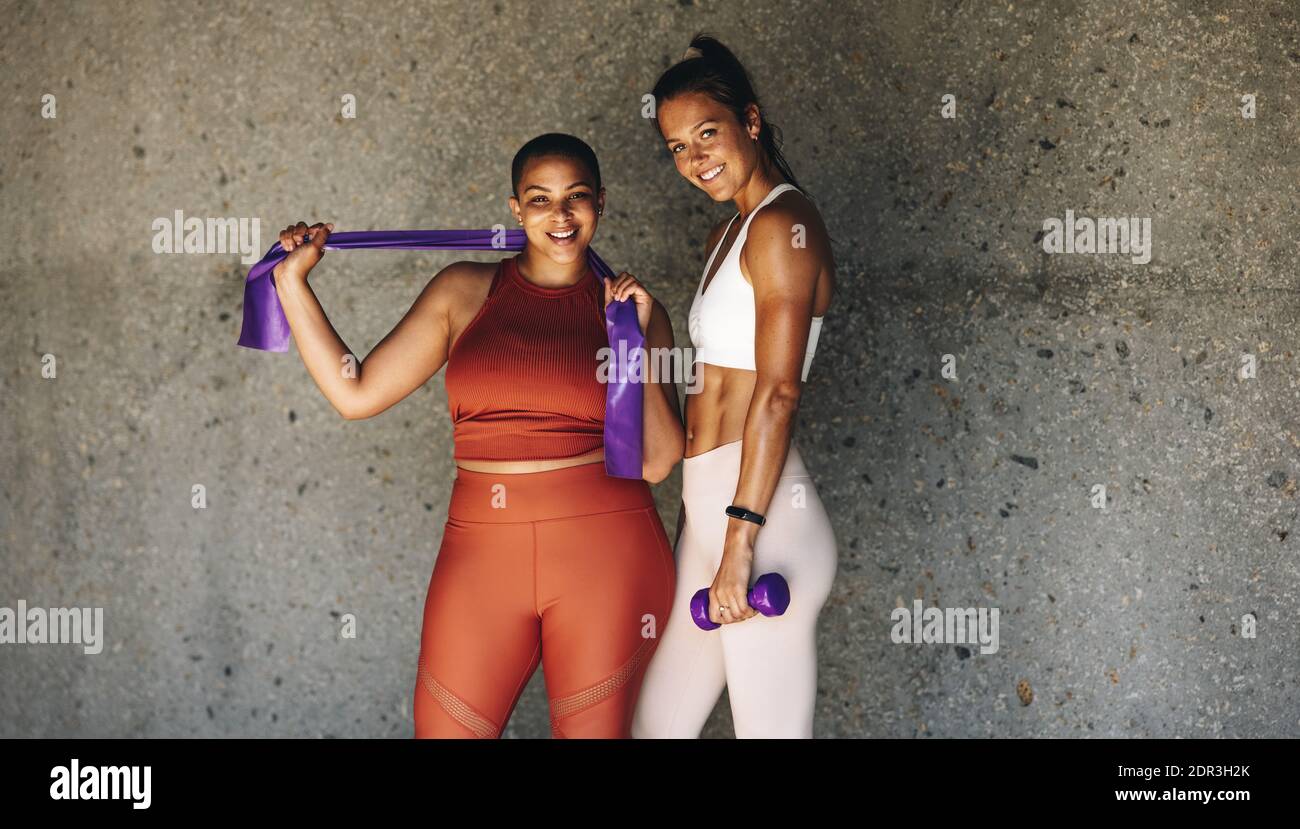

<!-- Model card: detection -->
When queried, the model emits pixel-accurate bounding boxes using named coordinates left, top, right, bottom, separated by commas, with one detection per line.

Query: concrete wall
left=1, top=0, right=1296, bottom=737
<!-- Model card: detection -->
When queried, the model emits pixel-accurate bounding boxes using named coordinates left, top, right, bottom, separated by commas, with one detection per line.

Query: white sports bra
left=688, top=182, right=825, bottom=382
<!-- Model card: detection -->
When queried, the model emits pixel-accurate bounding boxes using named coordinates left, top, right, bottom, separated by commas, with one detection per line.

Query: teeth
left=548, top=228, right=576, bottom=238
left=701, top=165, right=724, bottom=181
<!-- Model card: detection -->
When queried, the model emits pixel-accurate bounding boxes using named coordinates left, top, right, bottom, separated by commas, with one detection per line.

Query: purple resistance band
left=236, top=228, right=645, bottom=479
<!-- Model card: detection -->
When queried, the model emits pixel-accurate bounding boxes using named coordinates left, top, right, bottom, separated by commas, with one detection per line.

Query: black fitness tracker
left=725, top=505, right=766, bottom=526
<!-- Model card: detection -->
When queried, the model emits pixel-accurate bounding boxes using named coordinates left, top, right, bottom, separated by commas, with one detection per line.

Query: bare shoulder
left=743, top=189, right=836, bottom=311
left=425, top=259, right=499, bottom=309
left=428, top=260, right=504, bottom=344
left=430, top=259, right=498, bottom=292
left=748, top=189, right=831, bottom=251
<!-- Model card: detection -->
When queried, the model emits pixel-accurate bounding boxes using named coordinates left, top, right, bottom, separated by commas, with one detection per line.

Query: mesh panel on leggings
left=418, top=654, right=499, bottom=738
left=549, top=634, right=654, bottom=729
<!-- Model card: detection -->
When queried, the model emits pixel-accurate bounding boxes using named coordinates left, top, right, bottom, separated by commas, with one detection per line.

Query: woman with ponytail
left=270, top=134, right=683, bottom=737
left=632, top=36, right=838, bottom=738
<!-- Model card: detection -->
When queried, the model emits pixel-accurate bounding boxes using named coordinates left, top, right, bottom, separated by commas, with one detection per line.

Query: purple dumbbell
left=690, top=573, right=791, bottom=631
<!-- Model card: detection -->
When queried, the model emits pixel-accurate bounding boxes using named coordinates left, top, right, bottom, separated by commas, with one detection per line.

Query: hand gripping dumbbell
left=690, top=573, right=790, bottom=630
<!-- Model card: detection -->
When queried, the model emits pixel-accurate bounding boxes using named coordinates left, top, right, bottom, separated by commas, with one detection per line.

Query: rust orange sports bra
left=444, top=255, right=607, bottom=462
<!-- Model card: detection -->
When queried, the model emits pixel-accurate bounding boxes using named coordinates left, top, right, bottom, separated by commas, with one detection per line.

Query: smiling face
left=658, top=91, right=761, bottom=202
left=508, top=154, right=605, bottom=267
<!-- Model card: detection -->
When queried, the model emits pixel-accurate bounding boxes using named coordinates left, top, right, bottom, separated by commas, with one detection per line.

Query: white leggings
left=631, top=438, right=838, bottom=738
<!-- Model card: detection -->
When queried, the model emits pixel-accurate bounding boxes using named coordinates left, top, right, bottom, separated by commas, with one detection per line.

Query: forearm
left=726, top=384, right=800, bottom=548
left=274, top=271, right=363, bottom=419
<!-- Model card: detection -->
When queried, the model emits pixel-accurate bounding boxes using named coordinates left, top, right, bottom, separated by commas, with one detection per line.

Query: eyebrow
left=523, top=180, right=594, bottom=194
left=664, top=119, right=716, bottom=144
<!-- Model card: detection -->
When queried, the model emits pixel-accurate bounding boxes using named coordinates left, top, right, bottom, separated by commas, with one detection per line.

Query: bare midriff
left=683, top=362, right=761, bottom=459
left=455, top=446, right=605, bottom=474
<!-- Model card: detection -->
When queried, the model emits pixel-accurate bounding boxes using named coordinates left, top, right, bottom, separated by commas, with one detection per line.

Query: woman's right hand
left=273, top=221, right=334, bottom=283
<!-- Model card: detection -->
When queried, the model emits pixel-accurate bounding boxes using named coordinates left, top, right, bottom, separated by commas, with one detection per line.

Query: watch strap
left=725, top=504, right=766, bottom=526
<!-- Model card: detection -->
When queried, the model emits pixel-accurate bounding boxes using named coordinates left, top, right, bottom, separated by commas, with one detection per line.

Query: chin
left=696, top=173, right=738, bottom=202
left=544, top=244, right=586, bottom=266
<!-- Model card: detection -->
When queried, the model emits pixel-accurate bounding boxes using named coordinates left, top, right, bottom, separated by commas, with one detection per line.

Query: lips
left=699, top=163, right=725, bottom=183
left=546, top=227, right=578, bottom=245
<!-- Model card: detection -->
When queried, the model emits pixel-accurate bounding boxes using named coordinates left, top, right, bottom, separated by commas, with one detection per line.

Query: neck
left=732, top=156, right=788, bottom=220
left=516, top=248, right=589, bottom=288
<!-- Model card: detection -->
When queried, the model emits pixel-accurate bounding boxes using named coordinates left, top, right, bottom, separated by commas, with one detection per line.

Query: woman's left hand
left=604, top=272, right=654, bottom=335
left=708, top=538, right=758, bottom=625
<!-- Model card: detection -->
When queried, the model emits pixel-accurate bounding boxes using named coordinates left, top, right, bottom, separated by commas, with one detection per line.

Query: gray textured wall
left=2, top=0, right=1297, bottom=737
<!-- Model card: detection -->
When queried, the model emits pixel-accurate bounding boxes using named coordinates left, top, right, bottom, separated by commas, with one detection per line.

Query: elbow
left=759, top=381, right=803, bottom=421
left=337, top=396, right=369, bottom=421
left=643, top=437, right=685, bottom=484
left=643, top=461, right=673, bottom=485
left=337, top=378, right=375, bottom=420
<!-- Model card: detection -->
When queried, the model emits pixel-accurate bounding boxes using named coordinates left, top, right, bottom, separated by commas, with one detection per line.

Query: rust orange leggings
left=413, top=460, right=676, bottom=738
